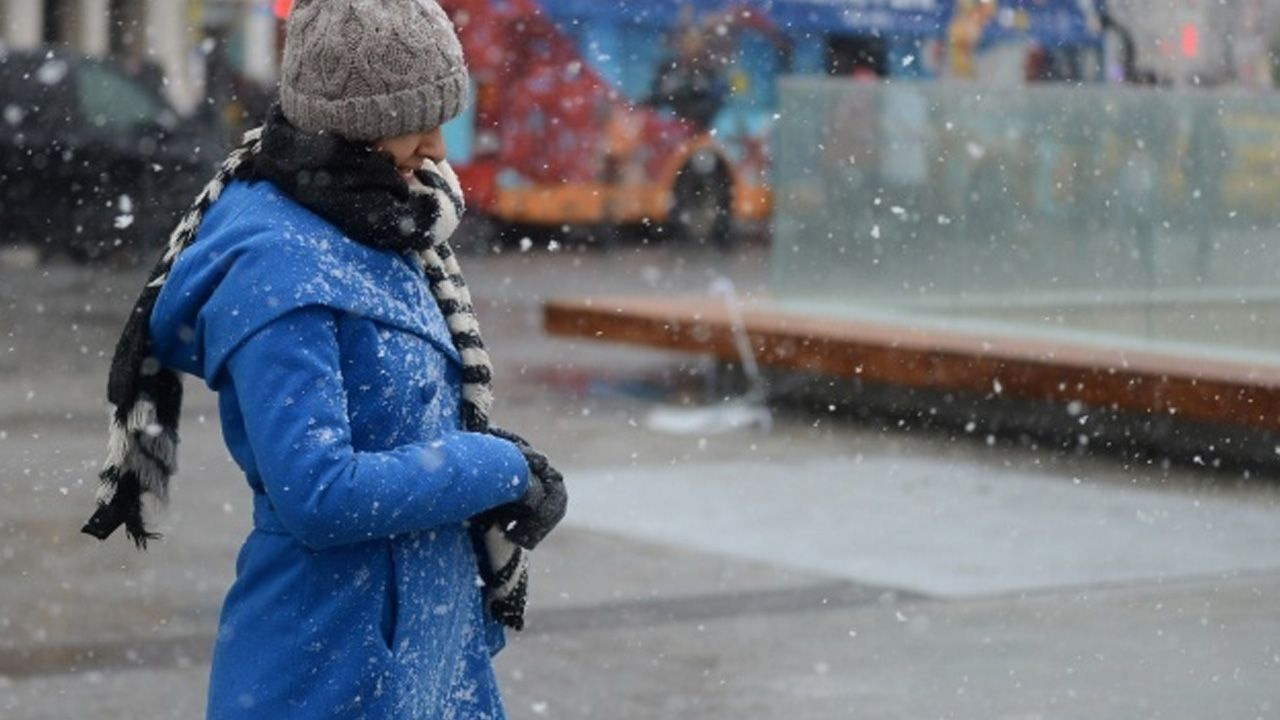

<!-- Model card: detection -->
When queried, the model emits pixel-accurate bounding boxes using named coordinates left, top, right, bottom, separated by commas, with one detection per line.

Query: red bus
left=439, top=0, right=803, bottom=249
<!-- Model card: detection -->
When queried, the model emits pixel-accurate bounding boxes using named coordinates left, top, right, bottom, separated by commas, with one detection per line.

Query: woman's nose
left=419, top=130, right=447, bottom=163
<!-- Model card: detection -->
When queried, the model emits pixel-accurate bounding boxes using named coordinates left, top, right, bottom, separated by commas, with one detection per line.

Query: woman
left=80, top=1, right=566, bottom=717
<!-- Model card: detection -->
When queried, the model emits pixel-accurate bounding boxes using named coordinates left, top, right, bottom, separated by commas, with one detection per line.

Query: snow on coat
left=149, top=179, right=530, bottom=719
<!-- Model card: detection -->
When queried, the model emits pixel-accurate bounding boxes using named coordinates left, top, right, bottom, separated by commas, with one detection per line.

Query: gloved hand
left=482, top=426, right=568, bottom=550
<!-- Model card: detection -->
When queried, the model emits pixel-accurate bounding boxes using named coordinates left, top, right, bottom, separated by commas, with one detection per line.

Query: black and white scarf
left=82, top=109, right=558, bottom=630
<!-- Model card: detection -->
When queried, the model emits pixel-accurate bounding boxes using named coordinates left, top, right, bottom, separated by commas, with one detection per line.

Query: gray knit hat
left=280, top=0, right=469, bottom=141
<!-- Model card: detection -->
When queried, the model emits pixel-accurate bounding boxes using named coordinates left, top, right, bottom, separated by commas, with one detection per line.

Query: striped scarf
left=81, top=120, right=552, bottom=630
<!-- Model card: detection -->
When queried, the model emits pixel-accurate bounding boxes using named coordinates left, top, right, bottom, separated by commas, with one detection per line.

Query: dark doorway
left=109, top=0, right=145, bottom=58
left=826, top=35, right=889, bottom=77
left=42, top=0, right=73, bottom=45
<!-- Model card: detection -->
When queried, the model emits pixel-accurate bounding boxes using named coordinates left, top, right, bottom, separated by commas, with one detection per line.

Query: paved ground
left=2, top=241, right=1279, bottom=719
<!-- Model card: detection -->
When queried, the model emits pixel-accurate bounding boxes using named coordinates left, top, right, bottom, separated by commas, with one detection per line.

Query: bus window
left=732, top=34, right=782, bottom=111
left=442, top=88, right=477, bottom=164
left=620, top=21, right=665, bottom=103
left=827, top=35, right=889, bottom=78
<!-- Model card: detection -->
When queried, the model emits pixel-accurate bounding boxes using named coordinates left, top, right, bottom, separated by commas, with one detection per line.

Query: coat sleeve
left=224, top=306, right=530, bottom=551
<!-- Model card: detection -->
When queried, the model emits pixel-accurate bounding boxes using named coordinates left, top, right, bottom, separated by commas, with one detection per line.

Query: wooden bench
left=543, top=296, right=1280, bottom=433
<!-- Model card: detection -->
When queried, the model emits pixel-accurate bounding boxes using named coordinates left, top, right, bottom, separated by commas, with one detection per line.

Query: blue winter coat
left=149, top=179, right=530, bottom=719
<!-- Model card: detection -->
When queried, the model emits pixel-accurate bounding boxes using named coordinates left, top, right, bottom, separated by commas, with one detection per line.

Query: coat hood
left=149, top=179, right=461, bottom=386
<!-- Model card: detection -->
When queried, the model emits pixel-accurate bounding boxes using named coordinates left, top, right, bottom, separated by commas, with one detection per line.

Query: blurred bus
left=437, top=0, right=951, bottom=249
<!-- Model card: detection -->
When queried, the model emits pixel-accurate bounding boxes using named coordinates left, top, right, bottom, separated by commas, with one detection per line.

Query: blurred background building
left=0, top=0, right=280, bottom=112
left=1105, top=0, right=1279, bottom=87
left=3, top=1, right=1280, bottom=115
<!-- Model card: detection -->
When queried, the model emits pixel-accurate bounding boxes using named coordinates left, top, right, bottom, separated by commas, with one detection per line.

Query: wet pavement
left=2, top=241, right=1280, bottom=719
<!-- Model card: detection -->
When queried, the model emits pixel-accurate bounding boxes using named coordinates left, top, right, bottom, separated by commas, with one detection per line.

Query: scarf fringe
left=98, top=399, right=176, bottom=501
left=483, top=526, right=529, bottom=630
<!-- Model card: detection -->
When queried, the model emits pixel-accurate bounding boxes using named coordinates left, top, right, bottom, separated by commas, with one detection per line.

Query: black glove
left=483, top=427, right=568, bottom=550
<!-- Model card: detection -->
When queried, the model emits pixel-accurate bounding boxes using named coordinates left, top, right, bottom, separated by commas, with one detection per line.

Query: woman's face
left=374, top=128, right=447, bottom=181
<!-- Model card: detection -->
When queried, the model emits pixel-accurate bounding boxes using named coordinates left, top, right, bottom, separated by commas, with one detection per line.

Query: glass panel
left=772, top=78, right=1280, bottom=364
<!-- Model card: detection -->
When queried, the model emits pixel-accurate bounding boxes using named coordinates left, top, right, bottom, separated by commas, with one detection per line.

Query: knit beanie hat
left=280, top=0, right=470, bottom=141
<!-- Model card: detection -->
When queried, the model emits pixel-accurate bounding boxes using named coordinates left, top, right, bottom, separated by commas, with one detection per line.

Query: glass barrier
left=772, top=77, right=1280, bottom=365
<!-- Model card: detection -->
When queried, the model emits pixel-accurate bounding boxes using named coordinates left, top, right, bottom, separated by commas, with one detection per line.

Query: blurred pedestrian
left=80, top=1, right=567, bottom=718
left=648, top=22, right=729, bottom=130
